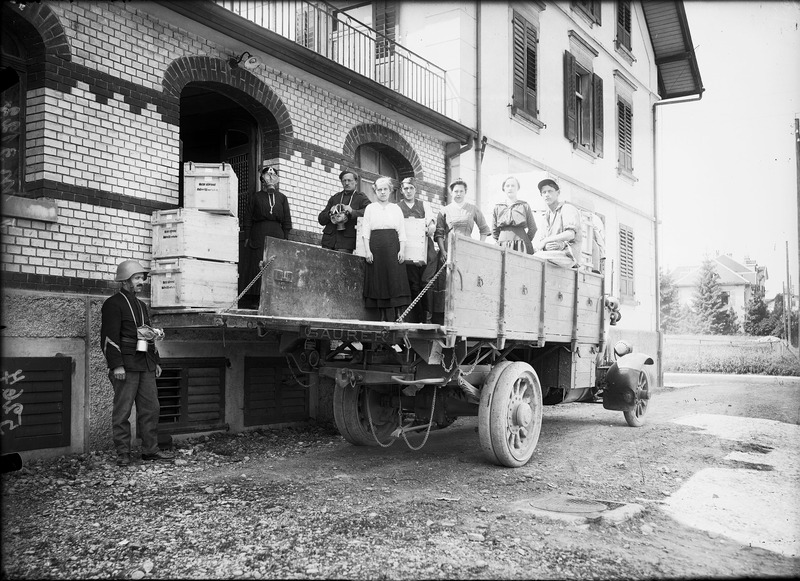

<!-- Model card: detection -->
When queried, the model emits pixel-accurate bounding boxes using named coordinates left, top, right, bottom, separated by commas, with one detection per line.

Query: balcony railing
left=216, top=0, right=448, bottom=116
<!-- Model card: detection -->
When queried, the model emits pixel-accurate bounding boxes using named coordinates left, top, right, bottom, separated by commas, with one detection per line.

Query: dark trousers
left=110, top=371, right=160, bottom=456
left=405, top=263, right=433, bottom=322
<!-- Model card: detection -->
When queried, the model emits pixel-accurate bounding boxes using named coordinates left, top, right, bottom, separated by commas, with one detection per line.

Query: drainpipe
left=652, top=92, right=703, bottom=386
left=474, top=1, right=482, bottom=208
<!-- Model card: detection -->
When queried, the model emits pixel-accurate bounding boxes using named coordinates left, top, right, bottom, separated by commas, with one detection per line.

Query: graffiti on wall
left=1, top=369, right=26, bottom=435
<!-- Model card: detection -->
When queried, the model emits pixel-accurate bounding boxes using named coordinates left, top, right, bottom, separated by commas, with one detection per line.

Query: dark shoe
left=116, top=454, right=131, bottom=467
left=142, top=451, right=175, bottom=462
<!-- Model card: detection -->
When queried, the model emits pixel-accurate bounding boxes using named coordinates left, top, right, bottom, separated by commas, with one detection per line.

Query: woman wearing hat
left=491, top=175, right=537, bottom=254
left=241, top=166, right=293, bottom=307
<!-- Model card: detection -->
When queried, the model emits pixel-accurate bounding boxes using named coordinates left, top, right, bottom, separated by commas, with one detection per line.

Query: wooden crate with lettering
left=151, top=208, right=239, bottom=263
left=150, top=258, right=238, bottom=308
left=183, top=161, right=239, bottom=216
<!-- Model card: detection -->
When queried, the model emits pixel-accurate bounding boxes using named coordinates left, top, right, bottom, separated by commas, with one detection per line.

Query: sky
left=657, top=1, right=800, bottom=299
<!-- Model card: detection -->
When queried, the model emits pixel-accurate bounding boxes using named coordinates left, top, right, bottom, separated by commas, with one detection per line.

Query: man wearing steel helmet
left=101, top=260, right=173, bottom=466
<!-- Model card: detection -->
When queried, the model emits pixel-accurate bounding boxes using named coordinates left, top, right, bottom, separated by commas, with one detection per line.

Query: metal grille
left=228, top=152, right=249, bottom=226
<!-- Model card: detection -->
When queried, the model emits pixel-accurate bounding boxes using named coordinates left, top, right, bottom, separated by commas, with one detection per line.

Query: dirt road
left=2, top=374, right=799, bottom=579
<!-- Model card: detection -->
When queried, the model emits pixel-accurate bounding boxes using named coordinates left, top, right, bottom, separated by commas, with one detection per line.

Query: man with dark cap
left=532, top=178, right=583, bottom=267
left=101, top=259, right=173, bottom=466
left=318, top=169, right=371, bottom=253
left=396, top=177, right=437, bottom=323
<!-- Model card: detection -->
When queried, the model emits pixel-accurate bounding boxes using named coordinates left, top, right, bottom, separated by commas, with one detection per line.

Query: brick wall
left=3, top=1, right=448, bottom=295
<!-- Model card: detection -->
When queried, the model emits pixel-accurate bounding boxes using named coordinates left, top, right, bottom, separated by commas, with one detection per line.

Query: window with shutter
left=573, top=0, right=601, bottom=25
left=564, top=51, right=603, bottom=156
left=156, top=358, right=226, bottom=433
left=512, top=12, right=538, bottom=120
left=616, top=1, right=632, bottom=51
left=619, top=225, right=635, bottom=299
left=244, top=357, right=309, bottom=426
left=1, top=357, right=71, bottom=453
left=617, top=97, right=633, bottom=173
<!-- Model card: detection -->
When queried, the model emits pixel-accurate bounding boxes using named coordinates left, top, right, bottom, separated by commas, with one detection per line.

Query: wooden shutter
left=1, top=357, right=71, bottom=453
left=563, top=51, right=577, bottom=142
left=244, top=357, right=308, bottom=426
left=513, top=14, right=537, bottom=116
left=592, top=73, right=604, bottom=156
left=617, top=1, right=632, bottom=50
left=156, top=358, right=226, bottom=433
left=617, top=99, right=633, bottom=171
left=619, top=225, right=635, bottom=297
left=512, top=16, right=526, bottom=110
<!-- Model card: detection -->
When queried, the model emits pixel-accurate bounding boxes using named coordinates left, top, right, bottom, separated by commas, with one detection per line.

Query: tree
left=659, top=268, right=680, bottom=332
left=766, top=292, right=799, bottom=345
left=691, top=258, right=739, bottom=335
left=744, top=286, right=770, bottom=335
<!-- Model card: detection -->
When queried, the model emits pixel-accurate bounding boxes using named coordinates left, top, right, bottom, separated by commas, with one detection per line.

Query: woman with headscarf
left=491, top=175, right=537, bottom=254
left=241, top=165, right=292, bottom=308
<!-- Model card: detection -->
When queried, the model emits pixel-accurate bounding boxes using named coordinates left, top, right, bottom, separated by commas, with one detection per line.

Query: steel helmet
left=114, top=260, right=149, bottom=282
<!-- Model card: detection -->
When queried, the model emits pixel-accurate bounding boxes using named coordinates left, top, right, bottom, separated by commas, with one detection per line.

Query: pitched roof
left=670, top=256, right=753, bottom=288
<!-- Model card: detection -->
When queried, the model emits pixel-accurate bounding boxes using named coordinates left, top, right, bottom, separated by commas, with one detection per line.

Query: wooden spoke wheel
left=478, top=362, right=542, bottom=467
left=333, top=382, right=400, bottom=446
left=623, top=370, right=650, bottom=427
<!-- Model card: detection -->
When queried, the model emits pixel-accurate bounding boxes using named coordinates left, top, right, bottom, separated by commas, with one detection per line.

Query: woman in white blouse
left=362, top=177, right=411, bottom=321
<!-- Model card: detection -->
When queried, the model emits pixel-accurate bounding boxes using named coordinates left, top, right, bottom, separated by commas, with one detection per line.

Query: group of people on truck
left=240, top=165, right=590, bottom=322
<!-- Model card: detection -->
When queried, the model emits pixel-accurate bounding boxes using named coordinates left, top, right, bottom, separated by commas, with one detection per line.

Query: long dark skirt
left=364, top=229, right=410, bottom=309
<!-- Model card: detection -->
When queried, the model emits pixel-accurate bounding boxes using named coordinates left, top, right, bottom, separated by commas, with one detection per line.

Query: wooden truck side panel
left=445, top=237, right=503, bottom=338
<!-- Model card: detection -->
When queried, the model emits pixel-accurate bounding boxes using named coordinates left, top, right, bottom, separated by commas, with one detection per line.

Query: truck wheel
left=623, top=370, right=650, bottom=427
left=479, top=362, right=542, bottom=467
left=333, top=382, right=399, bottom=446
left=478, top=361, right=514, bottom=464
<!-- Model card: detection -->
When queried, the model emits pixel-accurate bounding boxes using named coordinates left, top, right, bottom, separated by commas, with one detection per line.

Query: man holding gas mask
left=101, top=259, right=172, bottom=466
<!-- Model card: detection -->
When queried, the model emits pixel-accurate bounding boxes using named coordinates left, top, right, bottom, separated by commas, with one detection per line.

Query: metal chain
left=285, top=356, right=312, bottom=389
left=399, top=384, right=437, bottom=451
left=395, top=261, right=447, bottom=323
left=365, top=386, right=396, bottom=448
left=220, top=254, right=277, bottom=313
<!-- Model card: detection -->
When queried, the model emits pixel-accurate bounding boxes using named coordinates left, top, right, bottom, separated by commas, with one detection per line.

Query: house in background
left=1, top=0, right=702, bottom=459
left=671, top=255, right=768, bottom=322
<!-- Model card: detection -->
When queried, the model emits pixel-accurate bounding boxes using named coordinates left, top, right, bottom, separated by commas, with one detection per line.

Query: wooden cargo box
left=150, top=258, right=238, bottom=308
left=259, top=238, right=376, bottom=321
left=183, top=162, right=239, bottom=216
left=151, top=208, right=239, bottom=263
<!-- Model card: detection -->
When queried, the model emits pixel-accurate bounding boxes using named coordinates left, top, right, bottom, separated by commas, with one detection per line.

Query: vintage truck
left=212, top=232, right=655, bottom=468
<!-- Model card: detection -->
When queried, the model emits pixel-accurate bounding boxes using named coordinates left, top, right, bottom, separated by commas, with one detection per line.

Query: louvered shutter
left=563, top=51, right=577, bottom=142
left=592, top=73, right=604, bottom=156
left=244, top=357, right=309, bottom=426
left=524, top=24, right=537, bottom=116
left=0, top=357, right=72, bottom=453
left=618, top=99, right=633, bottom=171
left=156, top=358, right=226, bottom=432
left=617, top=1, right=632, bottom=50
left=512, top=15, right=526, bottom=110
left=619, top=226, right=635, bottom=297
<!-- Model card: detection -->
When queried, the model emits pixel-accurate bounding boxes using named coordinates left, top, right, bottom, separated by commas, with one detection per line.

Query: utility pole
left=787, top=241, right=793, bottom=348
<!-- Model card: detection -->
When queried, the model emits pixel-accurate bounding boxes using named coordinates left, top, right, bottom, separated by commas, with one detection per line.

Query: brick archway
left=343, top=124, right=424, bottom=180
left=162, top=56, right=294, bottom=142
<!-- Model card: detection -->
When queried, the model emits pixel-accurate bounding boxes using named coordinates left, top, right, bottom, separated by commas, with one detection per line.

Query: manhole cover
left=529, top=495, right=608, bottom=514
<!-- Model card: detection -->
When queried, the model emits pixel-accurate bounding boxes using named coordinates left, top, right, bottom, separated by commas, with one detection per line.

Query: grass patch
left=663, top=336, right=800, bottom=376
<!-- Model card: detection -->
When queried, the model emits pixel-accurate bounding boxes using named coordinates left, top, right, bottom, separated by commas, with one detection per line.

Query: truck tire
left=479, top=362, right=542, bottom=467
left=333, top=382, right=399, bottom=446
left=477, top=360, right=514, bottom=464
left=623, top=370, right=650, bottom=427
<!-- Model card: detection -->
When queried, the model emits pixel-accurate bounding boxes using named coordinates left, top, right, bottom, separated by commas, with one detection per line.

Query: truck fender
left=602, top=353, right=654, bottom=412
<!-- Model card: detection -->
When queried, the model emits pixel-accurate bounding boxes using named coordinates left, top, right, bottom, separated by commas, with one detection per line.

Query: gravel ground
left=2, top=399, right=798, bottom=579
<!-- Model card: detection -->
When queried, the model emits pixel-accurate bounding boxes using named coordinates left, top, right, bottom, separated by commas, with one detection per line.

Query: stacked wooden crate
left=150, top=163, right=239, bottom=308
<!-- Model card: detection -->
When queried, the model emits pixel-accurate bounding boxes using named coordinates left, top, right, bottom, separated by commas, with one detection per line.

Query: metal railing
left=216, top=0, right=448, bottom=115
